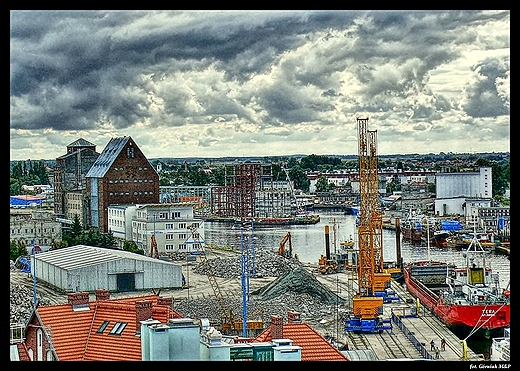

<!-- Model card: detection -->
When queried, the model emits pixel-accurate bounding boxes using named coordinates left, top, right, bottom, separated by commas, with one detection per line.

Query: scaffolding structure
left=210, top=163, right=289, bottom=221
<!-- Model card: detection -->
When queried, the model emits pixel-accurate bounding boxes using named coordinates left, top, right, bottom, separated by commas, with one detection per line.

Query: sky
left=10, top=10, right=510, bottom=161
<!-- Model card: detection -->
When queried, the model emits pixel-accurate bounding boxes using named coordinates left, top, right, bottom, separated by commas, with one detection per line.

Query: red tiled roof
left=254, top=322, right=348, bottom=361
left=35, top=294, right=182, bottom=361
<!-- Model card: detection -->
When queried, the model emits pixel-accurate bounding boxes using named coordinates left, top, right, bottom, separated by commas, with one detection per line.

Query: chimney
left=270, top=315, right=283, bottom=340
left=67, top=292, right=89, bottom=306
left=136, top=300, right=154, bottom=333
left=95, top=289, right=110, bottom=301
left=157, top=296, right=173, bottom=308
left=287, top=311, right=301, bottom=323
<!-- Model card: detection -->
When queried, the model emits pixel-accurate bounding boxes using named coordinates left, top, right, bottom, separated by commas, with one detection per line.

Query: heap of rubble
left=10, top=261, right=53, bottom=325
left=173, top=249, right=348, bottom=331
left=191, top=249, right=303, bottom=278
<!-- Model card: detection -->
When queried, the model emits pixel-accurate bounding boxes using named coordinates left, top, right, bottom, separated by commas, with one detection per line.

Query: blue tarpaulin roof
left=441, top=220, right=463, bottom=231
left=10, top=196, right=43, bottom=207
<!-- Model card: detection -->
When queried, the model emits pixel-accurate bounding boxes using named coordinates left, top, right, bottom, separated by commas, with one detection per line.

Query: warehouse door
left=117, top=273, right=135, bottom=292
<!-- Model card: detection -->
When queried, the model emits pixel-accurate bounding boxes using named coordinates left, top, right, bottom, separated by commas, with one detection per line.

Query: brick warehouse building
left=86, top=136, right=159, bottom=233
left=54, top=138, right=100, bottom=226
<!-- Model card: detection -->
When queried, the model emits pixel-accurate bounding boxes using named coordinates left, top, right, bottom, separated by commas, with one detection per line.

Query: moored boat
left=429, top=230, right=450, bottom=247
left=401, top=220, right=423, bottom=243
left=403, top=230, right=510, bottom=340
left=340, top=239, right=355, bottom=248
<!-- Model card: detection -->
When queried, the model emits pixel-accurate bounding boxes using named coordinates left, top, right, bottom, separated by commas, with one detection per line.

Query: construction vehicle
left=345, top=118, right=395, bottom=334
left=318, top=255, right=339, bottom=274
left=318, top=225, right=338, bottom=274
left=276, top=231, right=292, bottom=258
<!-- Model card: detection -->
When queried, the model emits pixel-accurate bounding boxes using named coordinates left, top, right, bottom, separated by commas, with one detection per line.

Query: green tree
left=50, top=240, right=68, bottom=250
left=63, top=215, right=83, bottom=246
left=289, top=166, right=310, bottom=192
left=10, top=178, right=22, bottom=196
left=386, top=181, right=401, bottom=194
left=10, top=240, right=28, bottom=261
left=123, top=240, right=145, bottom=255
left=315, top=176, right=333, bottom=193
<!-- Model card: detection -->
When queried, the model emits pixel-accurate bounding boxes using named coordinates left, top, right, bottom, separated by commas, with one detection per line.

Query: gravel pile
left=173, top=290, right=347, bottom=331
left=10, top=261, right=54, bottom=325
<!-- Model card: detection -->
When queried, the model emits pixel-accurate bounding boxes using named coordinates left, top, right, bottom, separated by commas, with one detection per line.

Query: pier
left=376, top=279, right=484, bottom=361
left=313, top=268, right=484, bottom=361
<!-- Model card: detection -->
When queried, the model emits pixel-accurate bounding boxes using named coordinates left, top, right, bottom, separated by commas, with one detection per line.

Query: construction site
left=10, top=118, right=484, bottom=360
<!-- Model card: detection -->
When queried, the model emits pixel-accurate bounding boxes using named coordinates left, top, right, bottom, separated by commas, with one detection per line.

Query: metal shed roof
left=85, top=136, right=130, bottom=178
left=35, top=245, right=173, bottom=271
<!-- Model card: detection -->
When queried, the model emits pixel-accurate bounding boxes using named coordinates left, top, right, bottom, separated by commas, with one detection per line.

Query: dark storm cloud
left=463, top=57, right=510, bottom=118
left=10, top=10, right=509, bottom=159
left=10, top=10, right=358, bottom=132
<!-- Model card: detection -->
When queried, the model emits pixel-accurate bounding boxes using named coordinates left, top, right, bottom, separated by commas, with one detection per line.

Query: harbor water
left=203, top=211, right=510, bottom=290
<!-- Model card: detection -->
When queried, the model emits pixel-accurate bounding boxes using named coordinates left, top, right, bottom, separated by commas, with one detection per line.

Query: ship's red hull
left=404, top=263, right=510, bottom=330
left=401, top=226, right=422, bottom=242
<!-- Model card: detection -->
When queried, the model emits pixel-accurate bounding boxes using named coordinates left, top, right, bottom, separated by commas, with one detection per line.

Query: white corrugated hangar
left=31, top=245, right=183, bottom=293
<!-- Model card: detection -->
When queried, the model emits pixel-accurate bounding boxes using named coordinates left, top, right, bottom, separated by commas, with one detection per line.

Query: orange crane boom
left=150, top=234, right=159, bottom=259
left=276, top=231, right=292, bottom=258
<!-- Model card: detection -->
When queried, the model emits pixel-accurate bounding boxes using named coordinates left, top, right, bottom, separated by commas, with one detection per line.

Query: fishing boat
left=430, top=230, right=450, bottom=247
left=403, top=228, right=510, bottom=339
left=400, top=208, right=425, bottom=243
left=429, top=220, right=463, bottom=248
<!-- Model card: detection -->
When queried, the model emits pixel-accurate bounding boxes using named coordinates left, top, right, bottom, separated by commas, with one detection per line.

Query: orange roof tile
left=254, top=322, right=348, bottom=361
left=35, top=294, right=182, bottom=361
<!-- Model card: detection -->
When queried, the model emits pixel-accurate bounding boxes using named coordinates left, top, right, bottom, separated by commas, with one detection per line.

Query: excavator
left=276, top=232, right=293, bottom=258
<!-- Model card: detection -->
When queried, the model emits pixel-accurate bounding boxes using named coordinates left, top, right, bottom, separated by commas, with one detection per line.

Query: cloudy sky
left=10, top=10, right=510, bottom=161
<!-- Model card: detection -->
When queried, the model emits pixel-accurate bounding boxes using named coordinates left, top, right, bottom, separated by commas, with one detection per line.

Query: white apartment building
left=108, top=203, right=204, bottom=255
left=107, top=204, right=137, bottom=248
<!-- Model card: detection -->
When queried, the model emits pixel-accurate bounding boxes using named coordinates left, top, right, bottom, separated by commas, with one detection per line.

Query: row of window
left=135, top=232, right=200, bottom=242
left=109, top=191, right=154, bottom=196
left=156, top=211, right=181, bottom=219
left=108, top=179, right=154, bottom=183
left=113, top=165, right=148, bottom=171
left=11, top=228, right=56, bottom=234
left=134, top=222, right=197, bottom=230
left=165, top=243, right=202, bottom=251
left=11, top=238, right=52, bottom=246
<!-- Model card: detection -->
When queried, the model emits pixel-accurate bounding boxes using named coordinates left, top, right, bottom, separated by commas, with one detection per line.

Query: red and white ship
left=403, top=231, right=510, bottom=335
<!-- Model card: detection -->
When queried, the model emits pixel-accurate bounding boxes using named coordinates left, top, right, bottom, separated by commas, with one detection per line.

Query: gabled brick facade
left=86, top=136, right=159, bottom=233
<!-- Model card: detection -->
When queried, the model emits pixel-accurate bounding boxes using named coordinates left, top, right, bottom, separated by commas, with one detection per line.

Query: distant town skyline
left=10, top=10, right=510, bottom=161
